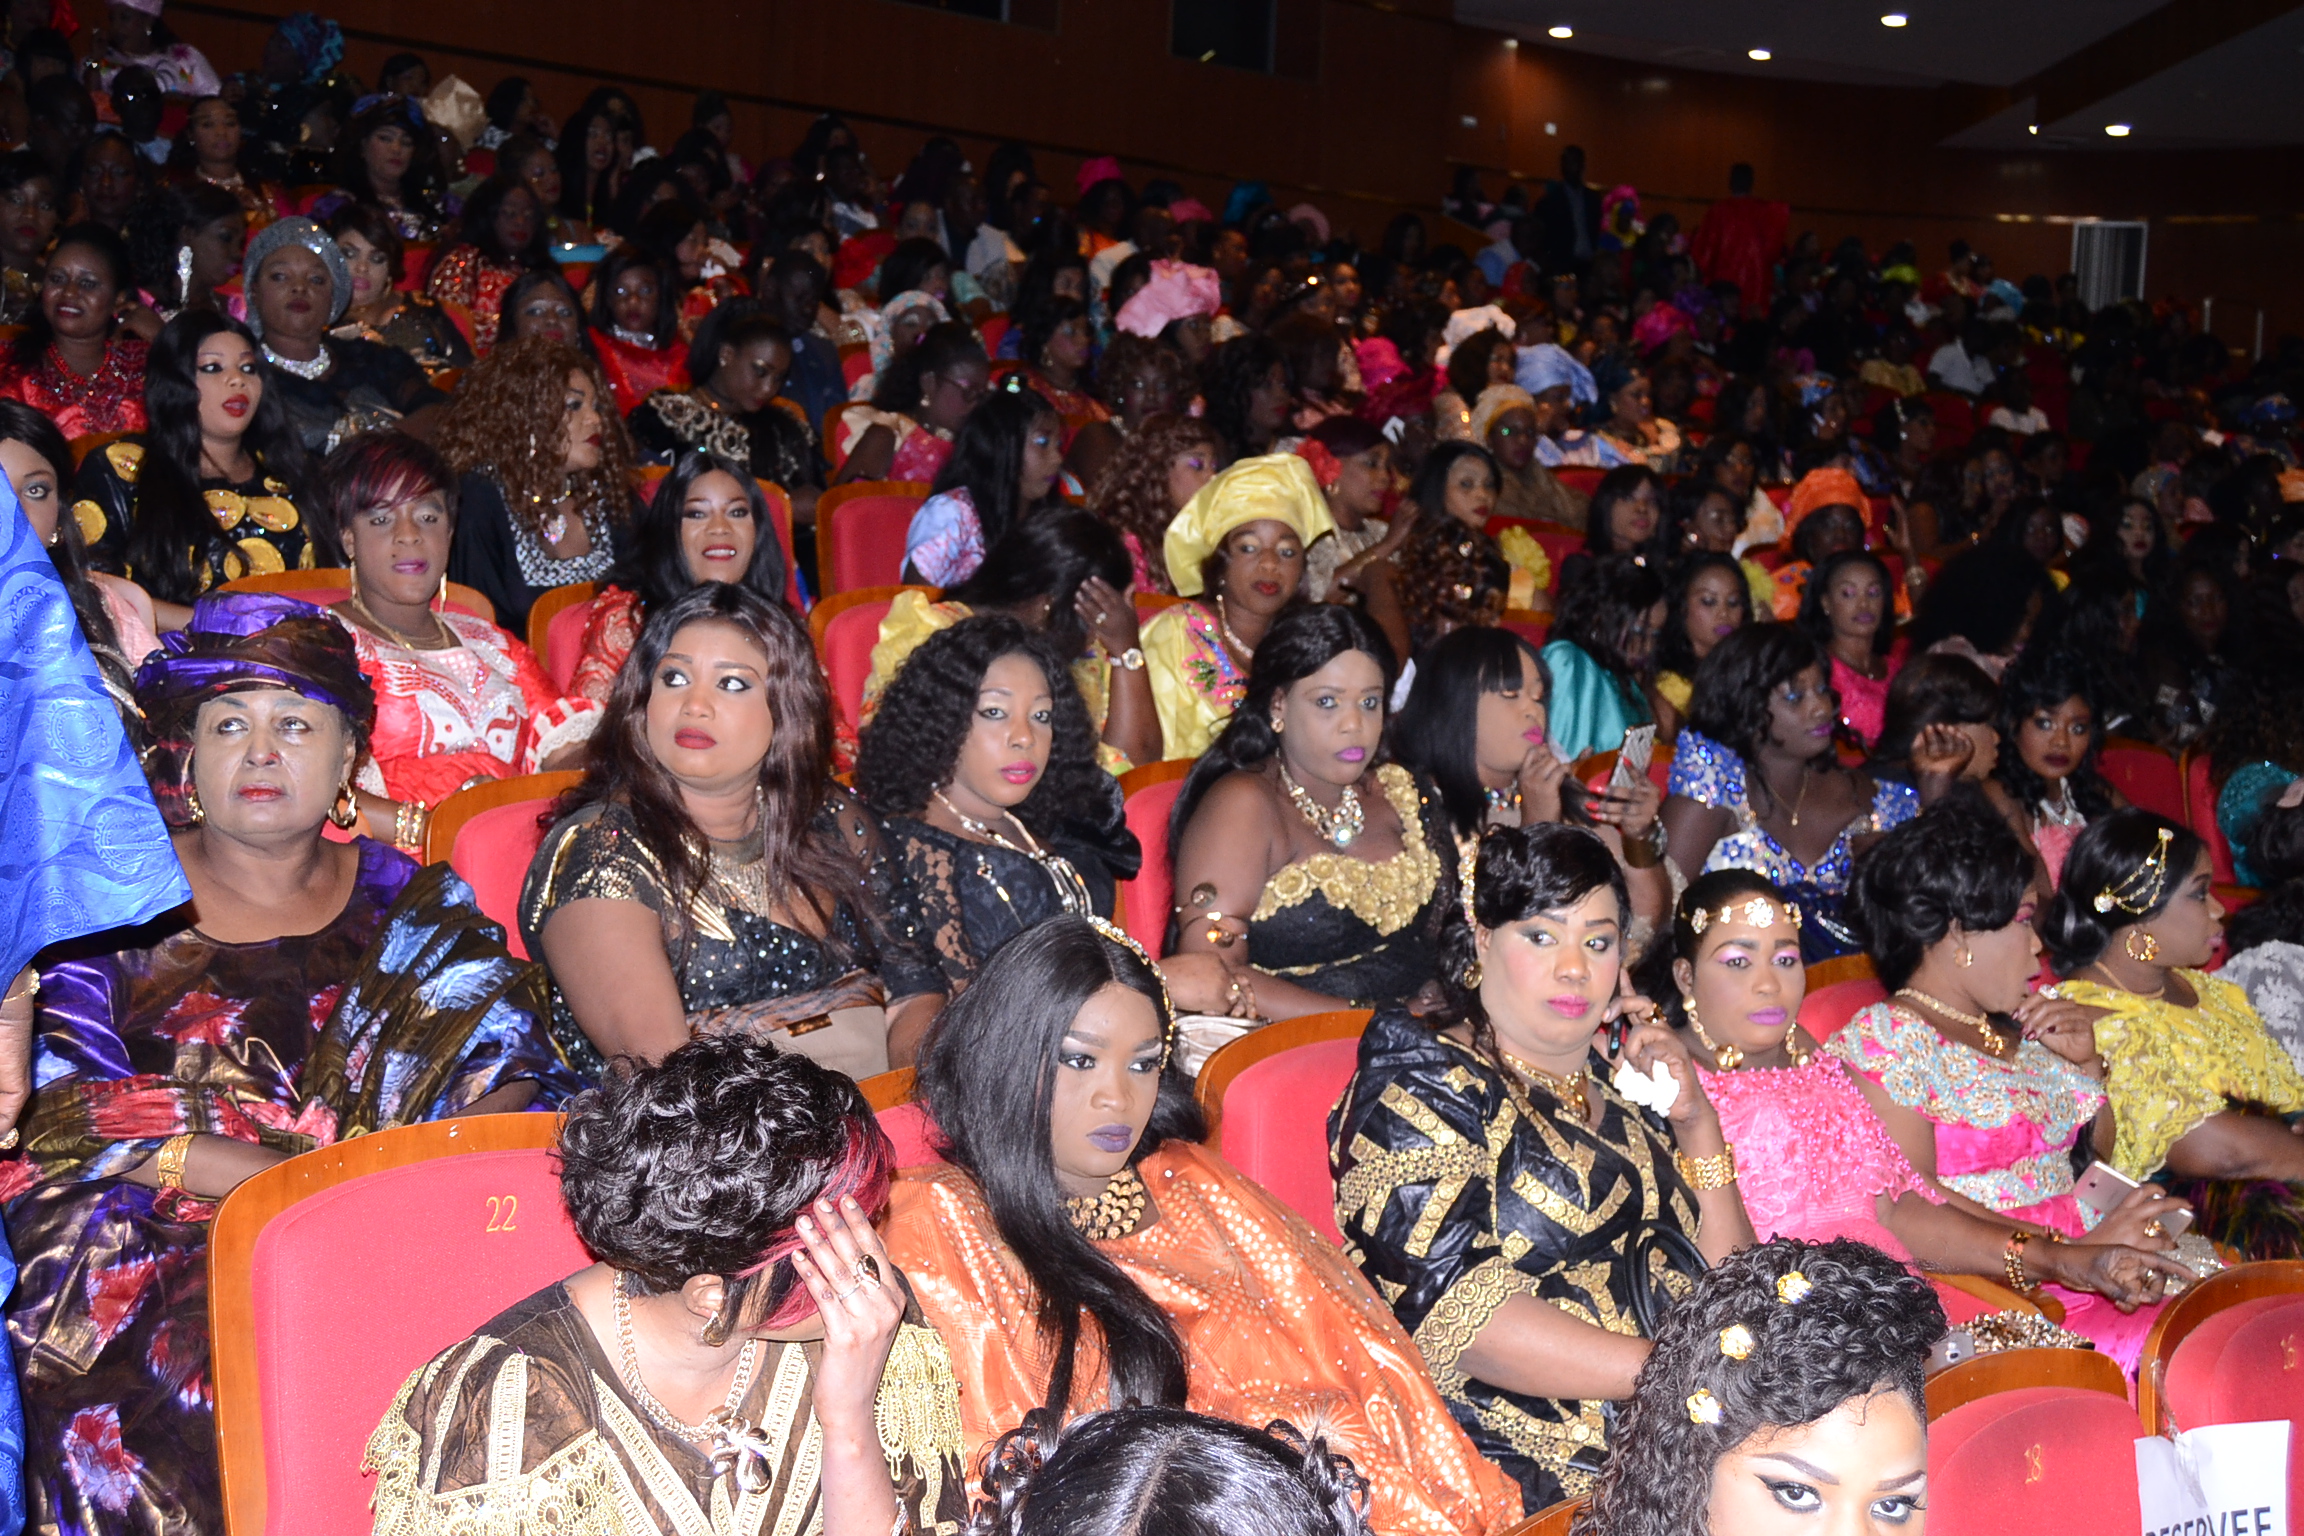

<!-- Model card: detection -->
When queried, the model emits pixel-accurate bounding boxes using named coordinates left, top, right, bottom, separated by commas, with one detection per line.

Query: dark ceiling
left=1460, top=0, right=2304, bottom=148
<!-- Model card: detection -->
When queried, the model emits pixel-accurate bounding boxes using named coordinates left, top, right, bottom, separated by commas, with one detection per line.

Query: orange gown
left=882, top=1141, right=1524, bottom=1536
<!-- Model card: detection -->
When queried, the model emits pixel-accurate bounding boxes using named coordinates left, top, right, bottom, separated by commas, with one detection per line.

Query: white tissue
left=1612, top=1056, right=1681, bottom=1116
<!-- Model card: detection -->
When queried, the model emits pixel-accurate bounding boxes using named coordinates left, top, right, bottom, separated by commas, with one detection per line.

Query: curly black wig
left=1991, top=649, right=2116, bottom=821
left=557, top=1032, right=892, bottom=1324
left=969, top=1407, right=1372, bottom=1536
left=855, top=614, right=1107, bottom=837
left=1684, top=623, right=1829, bottom=768
left=1847, top=797, right=2031, bottom=990
left=1571, top=1238, right=1944, bottom=1536
left=2039, top=809, right=2206, bottom=975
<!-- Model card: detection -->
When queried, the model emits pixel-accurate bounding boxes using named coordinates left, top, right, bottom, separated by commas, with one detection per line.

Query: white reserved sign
left=2135, top=1421, right=2290, bottom=1536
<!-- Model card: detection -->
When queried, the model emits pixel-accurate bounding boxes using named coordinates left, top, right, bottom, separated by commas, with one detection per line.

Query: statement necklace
left=611, top=324, right=658, bottom=348
left=1894, top=987, right=2014, bottom=1058
left=1066, top=1164, right=1148, bottom=1240
left=612, top=1269, right=776, bottom=1490
left=349, top=586, right=453, bottom=651
left=261, top=342, right=330, bottom=380
left=932, top=789, right=1092, bottom=913
left=1503, top=1049, right=1590, bottom=1116
left=1278, top=762, right=1364, bottom=849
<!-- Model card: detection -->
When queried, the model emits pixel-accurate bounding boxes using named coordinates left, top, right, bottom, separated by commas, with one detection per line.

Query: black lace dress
left=1242, top=763, right=1455, bottom=1006
left=882, top=775, right=1141, bottom=989
left=517, top=792, right=943, bottom=1082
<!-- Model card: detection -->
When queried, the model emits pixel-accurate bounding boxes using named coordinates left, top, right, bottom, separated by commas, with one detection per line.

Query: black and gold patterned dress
left=1328, top=1004, right=1701, bottom=1510
left=365, top=1278, right=969, bottom=1536
left=518, top=793, right=943, bottom=1084
left=1243, top=763, right=1453, bottom=1006
left=72, top=438, right=315, bottom=587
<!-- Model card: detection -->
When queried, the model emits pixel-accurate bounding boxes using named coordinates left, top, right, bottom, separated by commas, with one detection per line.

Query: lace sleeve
left=822, top=790, right=946, bottom=1002
left=518, top=805, right=672, bottom=957
left=885, top=820, right=979, bottom=992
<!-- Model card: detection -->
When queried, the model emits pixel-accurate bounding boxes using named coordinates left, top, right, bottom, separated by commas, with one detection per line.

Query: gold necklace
left=1503, top=1049, right=1590, bottom=1112
left=1893, top=987, right=2014, bottom=1058
left=1276, top=762, right=1365, bottom=849
left=612, top=1269, right=761, bottom=1442
left=1065, top=1164, right=1148, bottom=1240
left=1781, top=762, right=1812, bottom=829
left=348, top=585, right=453, bottom=650
left=931, top=789, right=1092, bottom=913
left=2086, top=960, right=2168, bottom=1001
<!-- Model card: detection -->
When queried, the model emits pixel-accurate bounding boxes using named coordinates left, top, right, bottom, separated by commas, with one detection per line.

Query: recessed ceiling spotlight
left=1748, top=47, right=1772, bottom=60
left=1881, top=12, right=1908, bottom=25
left=1503, top=36, right=1518, bottom=48
left=2027, top=124, right=2038, bottom=135
left=1548, top=24, right=1573, bottom=38
left=2104, top=122, right=2132, bottom=136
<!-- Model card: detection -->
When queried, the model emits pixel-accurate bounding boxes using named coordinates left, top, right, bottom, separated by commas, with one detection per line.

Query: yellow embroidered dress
left=1243, top=764, right=1451, bottom=1006
left=2059, top=970, right=2304, bottom=1180
left=860, top=590, right=1127, bottom=772
left=365, top=1279, right=969, bottom=1536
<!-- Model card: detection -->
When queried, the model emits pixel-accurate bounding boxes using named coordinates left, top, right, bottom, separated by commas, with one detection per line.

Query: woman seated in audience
left=1393, top=624, right=1669, bottom=944
left=1394, top=441, right=1508, bottom=652
left=0, top=402, right=156, bottom=712
left=1008, top=294, right=1109, bottom=443
left=171, top=94, right=286, bottom=233
left=972, top=1407, right=1376, bottom=1536
left=864, top=510, right=1157, bottom=770
left=1651, top=550, right=1749, bottom=738
left=1765, top=468, right=1878, bottom=622
left=1555, top=464, right=1663, bottom=595
left=75, top=310, right=314, bottom=628
left=2208, top=675, right=2304, bottom=888
left=1796, top=548, right=1900, bottom=749
left=520, top=583, right=944, bottom=1079
left=1542, top=554, right=1662, bottom=763
left=570, top=450, right=787, bottom=705
left=1660, top=473, right=1775, bottom=614
left=585, top=244, right=687, bottom=416
left=0, top=151, right=58, bottom=327
left=243, top=216, right=446, bottom=454
left=830, top=320, right=986, bottom=485
left=1165, top=605, right=1448, bottom=1019
left=1866, top=651, right=2003, bottom=795
left=849, top=286, right=950, bottom=407
left=1833, top=801, right=2192, bottom=1367
left=859, top=616, right=1136, bottom=989
left=1474, top=379, right=1586, bottom=530
left=2044, top=811, right=2304, bottom=1258
left=123, top=181, right=244, bottom=329
left=7, top=592, right=569, bottom=1534
left=2223, top=800, right=2304, bottom=1074
left=324, top=93, right=453, bottom=243
left=424, top=170, right=549, bottom=355
left=497, top=265, right=587, bottom=349
left=1330, top=822, right=1753, bottom=1510
left=1200, top=332, right=1290, bottom=460
left=369, top=1034, right=968, bottom=1536
left=1576, top=1240, right=1943, bottom=1536
left=326, top=202, right=470, bottom=379
left=439, top=333, right=637, bottom=634
left=1644, top=867, right=2185, bottom=1319
left=1085, top=410, right=1220, bottom=593
left=1592, top=357, right=1680, bottom=471
left=882, top=917, right=1524, bottom=1536
left=322, top=431, right=596, bottom=814
left=1296, top=414, right=1406, bottom=593
left=1663, top=625, right=1922, bottom=962
left=903, top=385, right=1064, bottom=587
left=1992, top=652, right=2123, bottom=885
left=0, top=221, right=147, bottom=439
left=628, top=306, right=820, bottom=525
left=1140, top=453, right=1333, bottom=760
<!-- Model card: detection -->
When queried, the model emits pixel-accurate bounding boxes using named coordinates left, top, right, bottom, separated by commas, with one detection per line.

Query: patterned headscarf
left=1782, top=468, right=1871, bottom=549
left=273, top=12, right=344, bottom=85
left=1162, top=453, right=1336, bottom=598
left=135, top=593, right=375, bottom=828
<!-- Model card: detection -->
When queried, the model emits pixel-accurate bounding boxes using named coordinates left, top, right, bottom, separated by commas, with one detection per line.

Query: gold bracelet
left=1674, top=1143, right=1737, bottom=1192
left=155, top=1133, right=195, bottom=1192
left=1, top=967, right=39, bottom=1006
left=2003, top=1231, right=2038, bottom=1294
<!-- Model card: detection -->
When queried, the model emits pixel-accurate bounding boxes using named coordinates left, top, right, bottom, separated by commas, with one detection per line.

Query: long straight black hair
left=610, top=449, right=787, bottom=616
left=928, top=384, right=1062, bottom=553
left=1392, top=623, right=1549, bottom=840
left=913, top=917, right=1204, bottom=1414
left=125, top=308, right=312, bottom=604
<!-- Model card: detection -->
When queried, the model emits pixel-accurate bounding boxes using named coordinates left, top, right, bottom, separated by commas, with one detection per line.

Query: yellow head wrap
left=1161, top=452, right=1337, bottom=598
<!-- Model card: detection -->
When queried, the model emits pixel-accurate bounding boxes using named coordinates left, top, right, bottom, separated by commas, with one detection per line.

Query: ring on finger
left=832, top=1282, right=860, bottom=1303
left=2142, top=1218, right=2166, bottom=1240
left=853, top=1254, right=882, bottom=1288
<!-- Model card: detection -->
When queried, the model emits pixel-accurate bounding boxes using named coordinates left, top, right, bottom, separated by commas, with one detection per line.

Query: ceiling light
left=1880, top=12, right=1907, bottom=25
left=1548, top=24, right=1573, bottom=38
left=2027, top=124, right=2038, bottom=135
left=2104, top=122, right=2132, bottom=136
left=1503, top=36, right=1518, bottom=48
left=1748, top=47, right=1772, bottom=60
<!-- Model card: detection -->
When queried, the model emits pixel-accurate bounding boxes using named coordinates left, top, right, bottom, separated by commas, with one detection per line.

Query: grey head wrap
left=242, top=215, right=352, bottom=339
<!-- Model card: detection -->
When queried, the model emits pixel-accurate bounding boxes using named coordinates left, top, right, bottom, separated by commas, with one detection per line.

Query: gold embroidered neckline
left=1249, top=765, right=1439, bottom=933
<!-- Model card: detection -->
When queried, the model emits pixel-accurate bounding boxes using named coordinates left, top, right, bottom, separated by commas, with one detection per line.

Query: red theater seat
left=1115, top=760, right=1195, bottom=951
left=1195, top=1010, right=1373, bottom=1245
left=1927, top=1384, right=2145, bottom=1531
left=809, top=585, right=925, bottom=736
left=2138, top=1259, right=2304, bottom=1433
left=425, top=771, right=585, bottom=959
left=525, top=580, right=601, bottom=691
left=210, top=1114, right=586, bottom=1536
left=2098, top=739, right=2187, bottom=823
left=819, top=480, right=930, bottom=594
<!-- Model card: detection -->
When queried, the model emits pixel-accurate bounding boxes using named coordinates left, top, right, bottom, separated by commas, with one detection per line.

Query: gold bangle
left=2003, top=1231, right=2038, bottom=1294
left=155, top=1133, right=195, bottom=1192
left=1674, top=1143, right=1737, bottom=1192
left=1, top=967, right=39, bottom=1006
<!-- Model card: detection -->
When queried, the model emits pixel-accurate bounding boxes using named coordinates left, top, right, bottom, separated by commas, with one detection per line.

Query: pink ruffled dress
left=1827, top=1001, right=2164, bottom=1371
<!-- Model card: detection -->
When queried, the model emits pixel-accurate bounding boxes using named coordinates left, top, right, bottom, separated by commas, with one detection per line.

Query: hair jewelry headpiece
left=2093, top=826, right=2175, bottom=916
left=1456, top=833, right=1481, bottom=932
left=1089, top=916, right=1176, bottom=1059
left=1687, top=897, right=1802, bottom=935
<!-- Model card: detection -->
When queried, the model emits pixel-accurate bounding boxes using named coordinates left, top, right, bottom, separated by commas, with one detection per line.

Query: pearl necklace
left=261, top=342, right=331, bottom=380
left=1065, top=1164, right=1148, bottom=1240
left=1214, top=592, right=1255, bottom=665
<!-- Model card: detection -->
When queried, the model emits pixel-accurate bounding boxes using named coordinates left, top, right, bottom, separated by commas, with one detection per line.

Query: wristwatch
left=1112, top=646, right=1146, bottom=671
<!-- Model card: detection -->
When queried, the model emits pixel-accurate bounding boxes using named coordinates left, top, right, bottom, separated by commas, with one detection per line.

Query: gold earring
left=1270, top=714, right=1284, bottom=734
left=1685, top=996, right=1742, bottom=1070
left=1462, top=960, right=1483, bottom=989
left=328, top=781, right=360, bottom=831
left=1783, top=1017, right=1811, bottom=1067
left=1958, top=946, right=1973, bottom=968
left=184, top=783, right=205, bottom=825
left=2125, top=929, right=2159, bottom=964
